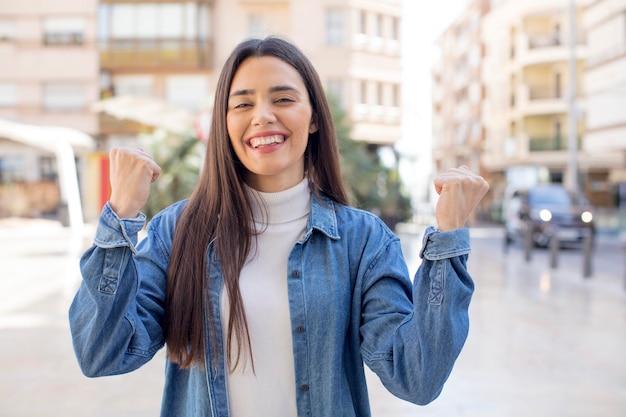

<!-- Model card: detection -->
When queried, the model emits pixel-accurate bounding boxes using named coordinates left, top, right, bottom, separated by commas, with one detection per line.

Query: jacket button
left=291, top=270, right=300, bottom=278
left=299, top=384, right=309, bottom=392
left=296, top=326, right=305, bottom=333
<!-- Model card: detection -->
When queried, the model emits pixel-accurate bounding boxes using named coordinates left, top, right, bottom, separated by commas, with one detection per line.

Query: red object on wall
left=100, top=155, right=111, bottom=210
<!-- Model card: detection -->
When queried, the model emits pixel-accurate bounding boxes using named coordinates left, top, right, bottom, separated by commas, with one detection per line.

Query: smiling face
left=226, top=56, right=317, bottom=192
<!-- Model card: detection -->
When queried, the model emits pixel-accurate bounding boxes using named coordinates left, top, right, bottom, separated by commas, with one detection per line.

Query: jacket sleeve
left=359, top=226, right=474, bottom=405
left=68, top=203, right=170, bottom=377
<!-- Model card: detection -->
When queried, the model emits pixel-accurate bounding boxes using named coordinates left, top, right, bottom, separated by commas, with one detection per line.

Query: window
left=326, top=9, right=344, bottom=46
left=165, top=75, right=208, bottom=111
left=108, top=3, right=193, bottom=40
left=248, top=13, right=266, bottom=38
left=113, top=75, right=154, bottom=97
left=0, top=155, right=25, bottom=184
left=358, top=10, right=367, bottom=35
left=391, top=17, right=400, bottom=41
left=43, top=17, right=85, bottom=46
left=554, top=72, right=562, bottom=99
left=326, top=79, right=345, bottom=108
left=375, top=14, right=383, bottom=38
left=554, top=120, right=562, bottom=150
left=157, top=4, right=184, bottom=38
left=0, top=83, right=17, bottom=107
left=0, top=19, right=15, bottom=42
left=391, top=84, right=400, bottom=108
left=373, top=82, right=384, bottom=119
left=359, top=80, right=367, bottom=104
left=39, top=156, right=58, bottom=181
left=376, top=82, right=384, bottom=106
left=43, top=84, right=86, bottom=111
left=111, top=5, right=135, bottom=38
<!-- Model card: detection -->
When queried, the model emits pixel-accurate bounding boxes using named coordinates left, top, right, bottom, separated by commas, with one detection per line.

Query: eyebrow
left=229, top=85, right=301, bottom=99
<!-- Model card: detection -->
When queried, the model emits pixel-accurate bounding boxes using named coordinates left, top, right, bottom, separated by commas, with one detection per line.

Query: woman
left=69, top=36, right=489, bottom=417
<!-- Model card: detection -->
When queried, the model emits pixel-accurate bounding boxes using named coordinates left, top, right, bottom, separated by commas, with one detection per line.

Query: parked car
left=504, top=184, right=595, bottom=247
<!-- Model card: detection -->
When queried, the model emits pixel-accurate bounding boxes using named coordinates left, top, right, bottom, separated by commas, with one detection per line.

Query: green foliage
left=138, top=99, right=413, bottom=229
left=139, top=129, right=204, bottom=220
left=329, top=97, right=412, bottom=229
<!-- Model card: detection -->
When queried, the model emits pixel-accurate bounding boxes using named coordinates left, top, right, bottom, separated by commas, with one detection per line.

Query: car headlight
left=581, top=211, right=593, bottom=223
left=539, top=209, right=552, bottom=222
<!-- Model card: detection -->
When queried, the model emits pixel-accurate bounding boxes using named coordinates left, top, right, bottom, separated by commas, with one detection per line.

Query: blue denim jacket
left=69, top=194, right=474, bottom=417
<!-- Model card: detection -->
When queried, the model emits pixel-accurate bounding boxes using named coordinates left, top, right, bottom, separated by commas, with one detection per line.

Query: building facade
left=0, top=0, right=404, bottom=221
left=582, top=0, right=626, bottom=209
left=478, top=0, right=594, bottom=212
left=97, top=0, right=403, bottom=145
left=0, top=0, right=99, bottom=219
left=432, top=0, right=490, bottom=219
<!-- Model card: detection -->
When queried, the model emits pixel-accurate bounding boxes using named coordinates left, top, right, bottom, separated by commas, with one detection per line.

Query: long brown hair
left=164, top=37, right=349, bottom=370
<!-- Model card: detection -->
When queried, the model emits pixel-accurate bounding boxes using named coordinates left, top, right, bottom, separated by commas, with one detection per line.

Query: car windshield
left=528, top=187, right=585, bottom=206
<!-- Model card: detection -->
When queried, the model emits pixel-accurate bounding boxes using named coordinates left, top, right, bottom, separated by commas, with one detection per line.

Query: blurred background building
left=1, top=0, right=625, bottom=231
left=0, top=0, right=404, bottom=222
left=433, top=0, right=626, bottom=227
left=480, top=0, right=590, bottom=217
left=583, top=0, right=626, bottom=211
left=0, top=0, right=99, bottom=224
left=431, top=0, right=491, bottom=221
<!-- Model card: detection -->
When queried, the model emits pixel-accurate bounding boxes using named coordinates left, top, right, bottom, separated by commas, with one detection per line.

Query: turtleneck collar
left=245, top=178, right=311, bottom=225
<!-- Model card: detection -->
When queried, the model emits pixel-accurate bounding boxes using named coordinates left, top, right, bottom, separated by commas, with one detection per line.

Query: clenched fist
left=108, top=147, right=161, bottom=219
left=433, top=166, right=489, bottom=232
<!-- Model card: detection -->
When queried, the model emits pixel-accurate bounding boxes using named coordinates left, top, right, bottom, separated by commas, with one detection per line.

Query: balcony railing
left=528, top=85, right=562, bottom=100
left=529, top=136, right=581, bottom=152
left=99, top=38, right=213, bottom=70
left=528, top=34, right=560, bottom=49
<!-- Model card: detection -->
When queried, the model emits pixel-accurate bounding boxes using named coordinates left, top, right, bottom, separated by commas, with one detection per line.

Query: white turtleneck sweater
left=221, top=178, right=311, bottom=417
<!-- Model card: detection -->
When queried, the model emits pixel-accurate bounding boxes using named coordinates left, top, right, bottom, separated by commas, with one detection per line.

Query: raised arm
left=69, top=148, right=167, bottom=377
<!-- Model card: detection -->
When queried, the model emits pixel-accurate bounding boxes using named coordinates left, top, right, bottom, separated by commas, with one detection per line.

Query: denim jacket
left=69, top=194, right=474, bottom=417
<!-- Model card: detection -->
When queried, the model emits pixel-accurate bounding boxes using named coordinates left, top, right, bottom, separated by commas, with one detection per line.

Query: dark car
left=504, top=184, right=595, bottom=247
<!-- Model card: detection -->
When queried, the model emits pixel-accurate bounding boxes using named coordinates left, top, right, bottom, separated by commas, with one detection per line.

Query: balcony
left=528, top=34, right=561, bottom=49
left=99, top=38, right=213, bottom=71
left=528, top=84, right=561, bottom=101
left=529, top=136, right=581, bottom=152
left=515, top=33, right=586, bottom=69
left=517, top=84, right=568, bottom=116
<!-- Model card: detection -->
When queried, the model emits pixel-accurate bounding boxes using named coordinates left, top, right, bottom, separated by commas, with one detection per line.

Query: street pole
left=567, top=0, right=579, bottom=192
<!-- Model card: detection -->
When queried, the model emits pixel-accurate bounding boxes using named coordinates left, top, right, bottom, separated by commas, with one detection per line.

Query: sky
left=398, top=0, right=469, bottom=204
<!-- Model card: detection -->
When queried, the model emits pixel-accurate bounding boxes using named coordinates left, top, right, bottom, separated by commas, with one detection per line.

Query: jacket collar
left=305, top=194, right=341, bottom=241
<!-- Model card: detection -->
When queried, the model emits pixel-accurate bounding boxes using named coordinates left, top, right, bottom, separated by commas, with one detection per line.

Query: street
left=1, top=218, right=625, bottom=417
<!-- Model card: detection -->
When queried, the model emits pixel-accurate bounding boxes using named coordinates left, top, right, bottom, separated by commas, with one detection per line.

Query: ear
left=309, top=117, right=318, bottom=134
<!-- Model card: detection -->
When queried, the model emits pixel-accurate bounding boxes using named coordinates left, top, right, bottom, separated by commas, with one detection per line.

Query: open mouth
left=249, top=134, right=285, bottom=149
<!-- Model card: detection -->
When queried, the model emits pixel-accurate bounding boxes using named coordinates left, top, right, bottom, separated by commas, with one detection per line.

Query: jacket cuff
left=93, top=202, right=146, bottom=254
left=419, top=226, right=471, bottom=260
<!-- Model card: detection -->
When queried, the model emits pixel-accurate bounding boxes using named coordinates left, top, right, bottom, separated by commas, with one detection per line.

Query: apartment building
left=0, top=0, right=99, bottom=221
left=0, top=0, right=404, bottom=221
left=97, top=0, right=212, bottom=136
left=97, top=0, right=403, bottom=146
left=583, top=0, right=626, bottom=209
left=479, top=0, right=597, bottom=209
left=432, top=0, right=490, bottom=208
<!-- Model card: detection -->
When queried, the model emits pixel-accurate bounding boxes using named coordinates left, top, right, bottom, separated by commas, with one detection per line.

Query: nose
left=251, top=102, right=276, bottom=126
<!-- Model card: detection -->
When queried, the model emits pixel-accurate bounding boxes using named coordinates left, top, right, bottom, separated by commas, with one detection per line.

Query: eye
left=275, top=96, right=295, bottom=104
left=232, top=102, right=252, bottom=109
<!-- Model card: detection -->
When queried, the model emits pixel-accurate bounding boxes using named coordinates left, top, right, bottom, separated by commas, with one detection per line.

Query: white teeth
left=250, top=135, right=285, bottom=148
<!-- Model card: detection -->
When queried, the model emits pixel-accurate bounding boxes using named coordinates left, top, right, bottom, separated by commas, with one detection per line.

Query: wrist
left=108, top=200, right=140, bottom=219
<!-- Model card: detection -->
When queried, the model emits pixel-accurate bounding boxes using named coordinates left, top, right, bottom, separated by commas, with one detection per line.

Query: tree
left=139, top=128, right=204, bottom=220
left=138, top=98, right=413, bottom=229
left=330, top=97, right=412, bottom=229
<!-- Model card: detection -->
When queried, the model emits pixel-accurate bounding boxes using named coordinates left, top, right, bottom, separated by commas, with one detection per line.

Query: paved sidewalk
left=0, top=219, right=625, bottom=416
